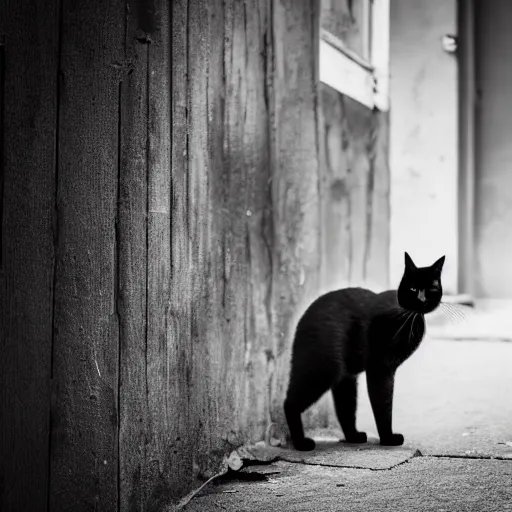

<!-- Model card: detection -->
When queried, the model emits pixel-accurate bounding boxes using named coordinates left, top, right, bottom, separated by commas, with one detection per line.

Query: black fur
left=284, top=252, right=445, bottom=451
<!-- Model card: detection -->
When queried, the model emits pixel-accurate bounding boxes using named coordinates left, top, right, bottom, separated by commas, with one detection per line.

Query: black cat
left=284, top=252, right=445, bottom=451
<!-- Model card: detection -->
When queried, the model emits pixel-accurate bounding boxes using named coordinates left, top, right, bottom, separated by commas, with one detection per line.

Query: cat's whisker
left=393, top=311, right=414, bottom=340
left=393, top=311, right=405, bottom=323
left=450, top=314, right=465, bottom=325
left=439, top=303, right=456, bottom=313
left=450, top=311, right=466, bottom=323
left=439, top=302, right=457, bottom=314
left=439, top=302, right=468, bottom=324
left=441, top=302, right=467, bottom=315
left=409, top=313, right=422, bottom=342
left=440, top=310, right=463, bottom=325
left=396, top=308, right=411, bottom=322
left=408, top=314, right=415, bottom=342
left=438, top=305, right=459, bottom=320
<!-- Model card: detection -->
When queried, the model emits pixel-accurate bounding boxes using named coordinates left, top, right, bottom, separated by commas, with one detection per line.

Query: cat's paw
left=379, top=433, right=404, bottom=446
left=292, top=437, right=316, bottom=451
left=343, top=431, right=368, bottom=444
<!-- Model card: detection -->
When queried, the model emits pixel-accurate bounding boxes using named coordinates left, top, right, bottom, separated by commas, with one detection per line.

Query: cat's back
left=310, top=286, right=377, bottom=311
left=293, top=287, right=377, bottom=374
left=297, top=286, right=377, bottom=330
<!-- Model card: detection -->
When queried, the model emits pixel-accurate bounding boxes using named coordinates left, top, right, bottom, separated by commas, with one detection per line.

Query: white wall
left=389, top=0, right=458, bottom=293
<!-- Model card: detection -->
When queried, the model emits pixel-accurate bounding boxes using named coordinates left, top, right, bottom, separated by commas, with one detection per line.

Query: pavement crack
left=281, top=449, right=424, bottom=472
left=426, top=453, right=512, bottom=462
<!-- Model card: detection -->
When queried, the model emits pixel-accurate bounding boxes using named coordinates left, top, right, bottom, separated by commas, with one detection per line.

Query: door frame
left=458, top=0, right=476, bottom=296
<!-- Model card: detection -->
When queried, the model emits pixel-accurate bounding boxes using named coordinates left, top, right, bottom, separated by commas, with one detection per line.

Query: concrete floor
left=357, top=337, right=512, bottom=458
left=180, top=337, right=512, bottom=511
left=183, top=458, right=512, bottom=511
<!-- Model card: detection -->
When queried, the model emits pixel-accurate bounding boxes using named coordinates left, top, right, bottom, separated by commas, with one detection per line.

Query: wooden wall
left=0, top=0, right=321, bottom=510
left=0, top=0, right=389, bottom=509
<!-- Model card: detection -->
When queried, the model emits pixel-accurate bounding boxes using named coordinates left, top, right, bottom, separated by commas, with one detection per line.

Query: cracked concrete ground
left=181, top=338, right=512, bottom=511
left=184, top=458, right=512, bottom=511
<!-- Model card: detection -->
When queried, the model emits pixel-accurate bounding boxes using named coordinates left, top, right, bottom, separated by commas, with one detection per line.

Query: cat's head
left=397, top=252, right=445, bottom=314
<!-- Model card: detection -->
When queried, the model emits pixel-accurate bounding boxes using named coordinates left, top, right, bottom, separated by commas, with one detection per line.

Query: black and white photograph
left=1, top=0, right=511, bottom=510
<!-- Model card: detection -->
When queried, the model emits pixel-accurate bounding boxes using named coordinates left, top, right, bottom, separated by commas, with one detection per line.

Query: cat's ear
left=404, top=252, right=417, bottom=271
left=431, top=255, right=445, bottom=272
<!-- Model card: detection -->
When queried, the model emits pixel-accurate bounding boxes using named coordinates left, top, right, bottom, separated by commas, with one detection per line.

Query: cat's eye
left=410, top=287, right=417, bottom=292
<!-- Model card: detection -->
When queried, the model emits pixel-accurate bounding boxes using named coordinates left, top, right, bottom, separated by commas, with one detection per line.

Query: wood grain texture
left=48, top=0, right=124, bottom=509
left=227, top=0, right=275, bottom=445
left=117, top=0, right=150, bottom=510
left=144, top=0, right=173, bottom=509
left=269, top=0, right=322, bottom=428
left=0, top=1, right=59, bottom=510
left=197, top=0, right=274, bottom=466
left=186, top=0, right=213, bottom=482
left=168, top=0, right=196, bottom=501
left=117, top=1, right=174, bottom=510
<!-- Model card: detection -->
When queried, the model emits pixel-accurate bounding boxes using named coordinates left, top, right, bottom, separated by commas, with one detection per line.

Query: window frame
left=319, top=0, right=390, bottom=112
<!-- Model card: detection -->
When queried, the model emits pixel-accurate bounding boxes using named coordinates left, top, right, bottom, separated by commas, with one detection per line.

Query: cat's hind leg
left=284, top=373, right=333, bottom=451
left=331, top=375, right=367, bottom=443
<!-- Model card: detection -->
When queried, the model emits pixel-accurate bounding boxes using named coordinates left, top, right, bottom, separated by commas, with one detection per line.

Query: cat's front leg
left=366, top=368, right=404, bottom=446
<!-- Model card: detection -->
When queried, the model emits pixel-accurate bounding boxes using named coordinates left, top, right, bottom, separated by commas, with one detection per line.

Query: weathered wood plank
left=49, top=0, right=124, bottom=509
left=192, top=0, right=227, bottom=474
left=202, top=0, right=274, bottom=458
left=117, top=0, right=149, bottom=510
left=270, top=0, right=322, bottom=427
left=168, top=0, right=195, bottom=500
left=186, top=0, right=220, bottom=479
left=0, top=1, right=59, bottom=510
left=146, top=0, right=173, bottom=509
left=228, top=0, right=274, bottom=442
left=119, top=0, right=174, bottom=507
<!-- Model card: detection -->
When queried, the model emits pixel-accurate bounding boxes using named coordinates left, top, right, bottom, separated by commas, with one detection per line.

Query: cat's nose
left=418, top=289, right=426, bottom=302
